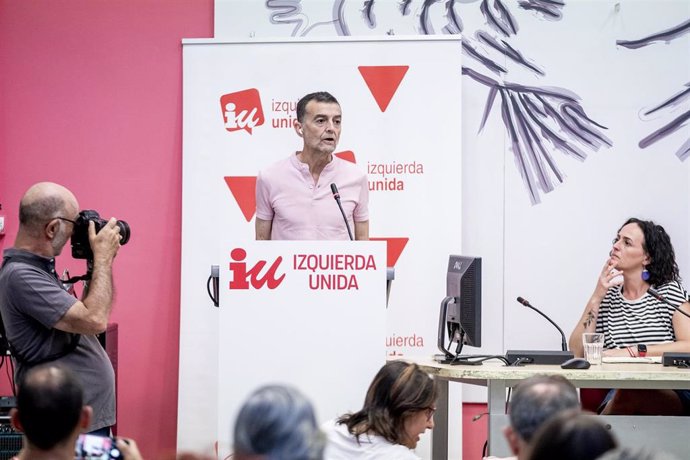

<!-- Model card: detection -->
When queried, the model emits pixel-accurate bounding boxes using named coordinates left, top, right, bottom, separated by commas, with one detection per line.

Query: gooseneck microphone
left=517, top=296, right=568, bottom=352
left=330, top=183, right=354, bottom=241
left=647, top=288, right=690, bottom=320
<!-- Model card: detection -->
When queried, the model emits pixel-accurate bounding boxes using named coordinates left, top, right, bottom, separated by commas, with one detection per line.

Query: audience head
left=505, top=374, right=579, bottom=456
left=597, top=447, right=680, bottom=460
left=337, top=360, right=438, bottom=449
left=525, top=410, right=617, bottom=460
left=11, top=364, right=90, bottom=451
left=233, top=384, right=325, bottom=460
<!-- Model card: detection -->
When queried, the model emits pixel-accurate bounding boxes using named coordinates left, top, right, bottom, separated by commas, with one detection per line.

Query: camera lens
left=117, top=220, right=131, bottom=245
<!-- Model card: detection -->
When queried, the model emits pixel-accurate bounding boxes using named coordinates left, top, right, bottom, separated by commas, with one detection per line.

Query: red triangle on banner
left=358, top=66, right=409, bottom=112
left=335, top=150, right=356, bottom=164
left=224, top=176, right=257, bottom=222
left=370, top=237, right=409, bottom=267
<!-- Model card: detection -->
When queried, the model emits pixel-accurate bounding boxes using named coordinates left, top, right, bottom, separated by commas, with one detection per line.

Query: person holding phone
left=568, top=217, right=690, bottom=415
left=10, top=364, right=142, bottom=460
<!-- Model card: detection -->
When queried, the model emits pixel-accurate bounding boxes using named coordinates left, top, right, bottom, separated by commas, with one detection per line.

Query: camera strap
left=0, top=253, right=81, bottom=366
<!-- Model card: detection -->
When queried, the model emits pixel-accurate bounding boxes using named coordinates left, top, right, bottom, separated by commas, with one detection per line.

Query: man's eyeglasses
left=55, top=217, right=77, bottom=225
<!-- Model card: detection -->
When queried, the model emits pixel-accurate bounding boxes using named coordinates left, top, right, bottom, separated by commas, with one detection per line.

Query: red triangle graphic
left=358, top=66, right=409, bottom=112
left=224, top=176, right=257, bottom=222
left=335, top=150, right=356, bottom=164
left=370, top=237, right=409, bottom=267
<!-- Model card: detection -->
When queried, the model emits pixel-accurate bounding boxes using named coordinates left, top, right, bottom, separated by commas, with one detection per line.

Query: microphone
left=330, top=183, right=353, bottom=241
left=207, top=265, right=219, bottom=307
left=517, top=296, right=568, bottom=351
left=505, top=297, right=574, bottom=365
left=647, top=288, right=690, bottom=320
left=646, top=288, right=690, bottom=367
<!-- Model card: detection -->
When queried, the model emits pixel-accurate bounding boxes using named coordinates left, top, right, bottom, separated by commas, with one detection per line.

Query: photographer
left=0, top=182, right=123, bottom=434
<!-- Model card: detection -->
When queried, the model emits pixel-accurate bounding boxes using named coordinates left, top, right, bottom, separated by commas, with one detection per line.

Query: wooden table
left=405, top=356, right=690, bottom=459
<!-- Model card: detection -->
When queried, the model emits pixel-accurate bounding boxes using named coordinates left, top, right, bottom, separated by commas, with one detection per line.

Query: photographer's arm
left=54, top=219, right=121, bottom=335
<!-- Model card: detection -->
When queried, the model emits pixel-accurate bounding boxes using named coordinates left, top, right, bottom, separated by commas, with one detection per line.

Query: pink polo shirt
left=255, top=153, right=369, bottom=240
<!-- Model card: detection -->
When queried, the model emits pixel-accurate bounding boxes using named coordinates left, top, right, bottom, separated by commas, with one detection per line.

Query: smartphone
left=74, top=434, right=122, bottom=459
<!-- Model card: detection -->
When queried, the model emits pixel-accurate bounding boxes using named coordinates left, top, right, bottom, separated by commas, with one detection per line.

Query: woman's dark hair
left=337, top=361, right=437, bottom=446
left=620, top=218, right=680, bottom=285
left=526, top=410, right=617, bottom=460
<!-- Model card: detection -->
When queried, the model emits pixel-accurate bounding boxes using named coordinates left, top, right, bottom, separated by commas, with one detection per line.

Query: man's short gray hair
left=19, top=195, right=65, bottom=235
left=233, top=384, right=325, bottom=460
left=509, top=374, right=580, bottom=442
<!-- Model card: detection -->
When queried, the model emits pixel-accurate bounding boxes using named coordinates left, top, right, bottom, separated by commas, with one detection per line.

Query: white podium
left=217, top=240, right=387, bottom=456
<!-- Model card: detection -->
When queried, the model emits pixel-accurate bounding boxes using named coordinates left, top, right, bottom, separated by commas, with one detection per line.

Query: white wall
left=214, top=0, right=690, bottom=378
left=213, top=0, right=690, bottom=436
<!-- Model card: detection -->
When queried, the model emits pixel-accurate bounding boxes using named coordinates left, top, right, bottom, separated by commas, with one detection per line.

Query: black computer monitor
left=437, top=255, right=481, bottom=361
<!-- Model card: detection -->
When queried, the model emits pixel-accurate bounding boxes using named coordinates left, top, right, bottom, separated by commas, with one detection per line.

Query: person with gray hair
left=0, top=182, right=122, bottom=435
left=233, top=384, right=325, bottom=460
left=597, top=447, right=680, bottom=460
left=486, top=374, right=580, bottom=460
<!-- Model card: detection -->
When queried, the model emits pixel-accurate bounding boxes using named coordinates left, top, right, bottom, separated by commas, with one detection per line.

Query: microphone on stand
left=330, top=183, right=353, bottom=241
left=505, top=296, right=574, bottom=365
left=646, top=288, right=690, bottom=367
left=647, top=288, right=690, bottom=320
left=517, top=296, right=568, bottom=351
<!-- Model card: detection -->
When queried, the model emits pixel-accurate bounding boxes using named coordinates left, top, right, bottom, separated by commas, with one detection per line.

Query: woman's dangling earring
left=641, top=266, right=650, bottom=281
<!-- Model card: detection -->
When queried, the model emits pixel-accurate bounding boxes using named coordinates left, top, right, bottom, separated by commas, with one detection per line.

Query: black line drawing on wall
left=259, top=0, right=617, bottom=204
left=617, top=18, right=690, bottom=161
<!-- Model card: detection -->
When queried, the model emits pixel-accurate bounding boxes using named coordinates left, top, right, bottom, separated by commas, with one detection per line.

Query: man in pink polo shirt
left=255, top=91, right=369, bottom=240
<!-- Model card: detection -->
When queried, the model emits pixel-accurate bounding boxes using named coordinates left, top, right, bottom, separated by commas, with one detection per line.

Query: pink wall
left=463, top=403, right=489, bottom=460
left=0, top=0, right=213, bottom=457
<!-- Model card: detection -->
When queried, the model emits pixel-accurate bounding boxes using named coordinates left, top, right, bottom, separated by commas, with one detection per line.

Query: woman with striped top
left=569, top=217, right=690, bottom=415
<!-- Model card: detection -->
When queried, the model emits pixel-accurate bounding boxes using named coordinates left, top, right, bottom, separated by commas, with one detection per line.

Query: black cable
left=510, top=356, right=533, bottom=366
left=449, top=354, right=512, bottom=366
left=206, top=275, right=218, bottom=307
left=482, top=440, right=488, bottom=458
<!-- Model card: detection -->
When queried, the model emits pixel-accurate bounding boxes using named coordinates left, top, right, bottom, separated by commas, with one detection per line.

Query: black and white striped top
left=596, top=280, right=689, bottom=349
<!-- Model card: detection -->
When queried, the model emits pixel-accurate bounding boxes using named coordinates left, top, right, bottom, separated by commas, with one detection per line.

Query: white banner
left=179, top=36, right=463, bottom=455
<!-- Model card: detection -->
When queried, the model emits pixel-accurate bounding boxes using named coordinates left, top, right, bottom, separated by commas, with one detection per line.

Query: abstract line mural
left=260, top=0, right=613, bottom=204
left=617, top=18, right=690, bottom=161
left=222, top=0, right=689, bottom=204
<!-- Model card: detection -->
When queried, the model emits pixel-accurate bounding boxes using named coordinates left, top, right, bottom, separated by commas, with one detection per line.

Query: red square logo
left=220, top=88, right=265, bottom=135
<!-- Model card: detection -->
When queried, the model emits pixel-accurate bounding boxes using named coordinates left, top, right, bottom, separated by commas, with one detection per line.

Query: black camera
left=71, top=210, right=131, bottom=260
